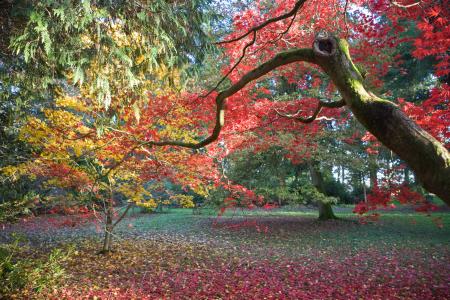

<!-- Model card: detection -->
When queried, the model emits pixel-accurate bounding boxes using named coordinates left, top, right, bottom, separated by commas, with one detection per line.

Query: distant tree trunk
left=102, top=199, right=114, bottom=253
left=369, top=154, right=378, bottom=189
left=308, top=161, right=337, bottom=220
left=404, top=167, right=410, bottom=186
left=317, top=201, right=337, bottom=220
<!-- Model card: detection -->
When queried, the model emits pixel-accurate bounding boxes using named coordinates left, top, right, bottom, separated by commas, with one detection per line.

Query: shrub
left=0, top=234, right=73, bottom=297
left=294, top=185, right=338, bottom=206
left=0, top=192, right=37, bottom=223
left=171, top=194, right=195, bottom=208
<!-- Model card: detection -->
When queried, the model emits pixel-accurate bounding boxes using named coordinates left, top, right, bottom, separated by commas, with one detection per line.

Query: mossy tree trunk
left=318, top=202, right=337, bottom=221
left=311, top=33, right=450, bottom=205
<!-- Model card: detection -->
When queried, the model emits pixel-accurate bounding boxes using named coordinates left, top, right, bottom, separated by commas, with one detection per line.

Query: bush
left=0, top=192, right=37, bottom=223
left=293, top=184, right=338, bottom=206
left=171, top=194, right=195, bottom=208
left=323, top=179, right=353, bottom=204
left=0, top=235, right=73, bottom=297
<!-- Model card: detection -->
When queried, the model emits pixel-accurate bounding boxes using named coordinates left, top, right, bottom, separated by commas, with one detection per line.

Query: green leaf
left=137, top=11, right=147, bottom=22
left=73, top=66, right=84, bottom=86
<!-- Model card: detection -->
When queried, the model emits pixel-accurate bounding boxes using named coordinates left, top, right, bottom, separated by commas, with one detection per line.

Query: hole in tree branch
left=313, top=34, right=337, bottom=57
left=318, top=40, right=333, bottom=54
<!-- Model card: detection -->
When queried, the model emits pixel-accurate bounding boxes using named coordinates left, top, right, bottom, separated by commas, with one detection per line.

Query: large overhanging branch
left=141, top=48, right=316, bottom=150
left=275, top=99, right=346, bottom=123
left=138, top=32, right=450, bottom=205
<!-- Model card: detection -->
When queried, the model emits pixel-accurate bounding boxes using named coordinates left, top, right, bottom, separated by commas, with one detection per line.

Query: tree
left=153, top=0, right=450, bottom=205
left=6, top=0, right=450, bottom=206
left=1, top=92, right=218, bottom=252
left=1, top=0, right=220, bottom=248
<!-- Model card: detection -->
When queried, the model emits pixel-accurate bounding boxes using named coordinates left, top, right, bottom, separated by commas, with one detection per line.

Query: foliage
left=295, top=184, right=338, bottom=206
left=171, top=194, right=196, bottom=209
left=322, top=176, right=353, bottom=204
left=2, top=0, right=449, bottom=218
left=0, top=192, right=38, bottom=223
left=8, top=0, right=216, bottom=108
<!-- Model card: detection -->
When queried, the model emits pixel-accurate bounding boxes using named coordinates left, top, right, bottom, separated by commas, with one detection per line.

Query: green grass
left=118, top=207, right=450, bottom=257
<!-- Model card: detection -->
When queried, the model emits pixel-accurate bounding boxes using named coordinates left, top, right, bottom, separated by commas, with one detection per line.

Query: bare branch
left=203, top=2, right=301, bottom=98
left=201, top=31, right=257, bottom=98
left=216, top=0, right=307, bottom=45
left=251, top=7, right=300, bottom=55
left=389, top=0, right=421, bottom=8
left=274, top=108, right=303, bottom=118
left=112, top=202, right=133, bottom=228
left=276, top=99, right=346, bottom=123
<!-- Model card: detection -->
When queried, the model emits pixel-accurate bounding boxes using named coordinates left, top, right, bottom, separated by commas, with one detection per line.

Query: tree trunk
left=101, top=184, right=116, bottom=254
left=308, top=161, right=337, bottom=220
left=369, top=154, right=378, bottom=189
left=318, top=201, right=337, bottom=221
left=101, top=200, right=113, bottom=253
left=312, top=33, right=450, bottom=205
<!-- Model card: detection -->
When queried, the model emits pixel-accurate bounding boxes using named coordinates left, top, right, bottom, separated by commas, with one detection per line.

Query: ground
left=1, top=207, right=449, bottom=299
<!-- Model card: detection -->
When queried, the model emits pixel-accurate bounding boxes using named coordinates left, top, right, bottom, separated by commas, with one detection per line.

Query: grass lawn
left=1, top=207, right=449, bottom=299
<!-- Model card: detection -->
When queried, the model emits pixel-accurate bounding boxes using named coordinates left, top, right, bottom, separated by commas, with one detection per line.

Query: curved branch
left=142, top=48, right=316, bottom=149
left=216, top=0, right=307, bottom=45
left=320, top=98, right=347, bottom=108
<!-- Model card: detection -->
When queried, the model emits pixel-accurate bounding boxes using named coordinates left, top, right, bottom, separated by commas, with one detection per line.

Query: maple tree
left=2, top=1, right=450, bottom=298
left=177, top=0, right=449, bottom=217
left=188, top=0, right=449, bottom=207
left=1, top=92, right=219, bottom=252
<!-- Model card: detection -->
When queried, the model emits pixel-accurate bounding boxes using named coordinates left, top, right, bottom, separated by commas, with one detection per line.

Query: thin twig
left=343, top=0, right=350, bottom=39
left=201, top=31, right=257, bottom=99
left=216, top=0, right=307, bottom=45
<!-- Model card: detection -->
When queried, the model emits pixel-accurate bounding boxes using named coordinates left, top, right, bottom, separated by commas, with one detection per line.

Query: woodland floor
left=1, top=207, right=449, bottom=299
